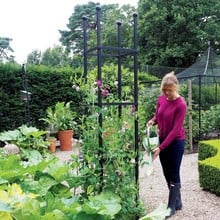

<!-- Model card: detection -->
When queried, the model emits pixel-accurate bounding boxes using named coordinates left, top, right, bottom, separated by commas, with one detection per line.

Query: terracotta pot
left=48, top=138, right=56, bottom=153
left=58, top=130, right=73, bottom=151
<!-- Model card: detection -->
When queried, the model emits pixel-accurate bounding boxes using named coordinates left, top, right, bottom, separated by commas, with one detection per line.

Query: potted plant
left=47, top=136, right=57, bottom=153
left=41, top=101, right=77, bottom=151
left=40, top=105, right=58, bottom=138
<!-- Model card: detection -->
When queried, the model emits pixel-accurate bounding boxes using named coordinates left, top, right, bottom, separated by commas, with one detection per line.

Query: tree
left=99, top=4, right=136, bottom=49
left=138, top=0, right=220, bottom=68
left=27, top=46, right=81, bottom=67
left=27, top=49, right=41, bottom=65
left=59, top=2, right=117, bottom=54
left=59, top=1, right=136, bottom=59
left=40, top=45, right=72, bottom=67
left=0, top=37, right=14, bottom=61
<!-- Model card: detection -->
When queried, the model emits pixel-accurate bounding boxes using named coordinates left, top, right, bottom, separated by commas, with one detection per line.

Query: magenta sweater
left=154, top=95, right=187, bottom=151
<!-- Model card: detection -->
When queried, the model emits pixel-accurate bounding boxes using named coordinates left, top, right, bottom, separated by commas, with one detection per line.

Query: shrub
left=198, top=140, right=220, bottom=196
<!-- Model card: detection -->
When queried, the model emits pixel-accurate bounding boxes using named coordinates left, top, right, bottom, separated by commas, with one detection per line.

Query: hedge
left=198, top=139, right=220, bottom=196
left=0, top=63, right=84, bottom=133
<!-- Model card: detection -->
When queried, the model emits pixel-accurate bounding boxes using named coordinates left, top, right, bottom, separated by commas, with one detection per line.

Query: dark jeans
left=159, top=139, right=185, bottom=184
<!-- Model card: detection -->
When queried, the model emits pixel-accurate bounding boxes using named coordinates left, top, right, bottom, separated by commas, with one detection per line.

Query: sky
left=0, top=0, right=137, bottom=64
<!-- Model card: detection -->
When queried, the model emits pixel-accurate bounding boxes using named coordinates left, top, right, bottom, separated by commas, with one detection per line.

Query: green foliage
left=198, top=140, right=220, bottom=195
left=177, top=83, right=220, bottom=144
left=0, top=62, right=24, bottom=131
left=97, top=4, right=136, bottom=54
left=0, top=125, right=49, bottom=156
left=40, top=45, right=72, bottom=67
left=59, top=2, right=116, bottom=54
left=0, top=61, right=170, bottom=219
left=138, top=82, right=160, bottom=144
left=71, top=74, right=146, bottom=219
left=191, top=84, right=219, bottom=110
left=0, top=37, right=14, bottom=61
left=198, top=140, right=218, bottom=161
left=79, top=105, right=145, bottom=219
left=84, top=192, right=121, bottom=218
left=27, top=49, right=41, bottom=65
left=1, top=61, right=219, bottom=150
left=41, top=101, right=77, bottom=131
left=139, top=83, right=160, bottom=121
left=138, top=71, right=159, bottom=83
left=59, top=2, right=135, bottom=62
left=138, top=0, right=220, bottom=68
left=201, top=104, right=220, bottom=132
left=185, top=102, right=220, bottom=143
left=75, top=83, right=164, bottom=219
left=0, top=63, right=84, bottom=132
left=0, top=153, right=122, bottom=219
left=0, top=153, right=52, bottom=183
left=139, top=203, right=170, bottom=220
left=27, top=65, right=82, bottom=129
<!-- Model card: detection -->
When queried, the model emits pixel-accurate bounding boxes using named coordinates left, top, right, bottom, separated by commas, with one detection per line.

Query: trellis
left=82, top=4, right=139, bottom=204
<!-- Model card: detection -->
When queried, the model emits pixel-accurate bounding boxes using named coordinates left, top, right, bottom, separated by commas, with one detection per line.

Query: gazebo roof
left=176, top=46, right=220, bottom=84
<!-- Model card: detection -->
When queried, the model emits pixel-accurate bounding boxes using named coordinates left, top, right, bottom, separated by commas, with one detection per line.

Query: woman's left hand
left=153, top=147, right=160, bottom=160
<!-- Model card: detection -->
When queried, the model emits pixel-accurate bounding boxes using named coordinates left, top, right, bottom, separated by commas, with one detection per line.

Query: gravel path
left=139, top=153, right=220, bottom=220
left=55, top=145, right=220, bottom=220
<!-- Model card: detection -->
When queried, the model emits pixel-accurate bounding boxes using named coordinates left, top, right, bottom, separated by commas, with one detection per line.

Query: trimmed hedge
left=0, top=63, right=84, bottom=133
left=198, top=139, right=220, bottom=196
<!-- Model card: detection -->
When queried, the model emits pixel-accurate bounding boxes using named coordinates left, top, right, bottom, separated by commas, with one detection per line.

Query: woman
left=147, top=71, right=187, bottom=218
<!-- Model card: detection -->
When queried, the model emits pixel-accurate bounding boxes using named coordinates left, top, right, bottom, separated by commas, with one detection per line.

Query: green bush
left=198, top=140, right=220, bottom=196
left=202, top=104, right=220, bottom=132
left=0, top=63, right=83, bottom=133
left=0, top=153, right=122, bottom=219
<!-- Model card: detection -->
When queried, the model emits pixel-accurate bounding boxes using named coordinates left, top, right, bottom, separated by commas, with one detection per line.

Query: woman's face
left=162, top=84, right=178, bottom=100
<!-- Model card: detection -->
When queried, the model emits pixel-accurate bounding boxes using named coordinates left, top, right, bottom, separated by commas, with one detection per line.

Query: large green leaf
left=21, top=177, right=57, bottom=196
left=12, top=198, right=41, bottom=220
left=139, top=203, right=170, bottom=220
left=41, top=209, right=67, bottom=220
left=0, top=129, right=20, bottom=142
left=86, top=192, right=121, bottom=217
left=44, top=160, right=70, bottom=182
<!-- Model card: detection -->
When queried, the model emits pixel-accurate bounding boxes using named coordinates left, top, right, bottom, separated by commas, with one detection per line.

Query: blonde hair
left=160, top=71, right=179, bottom=91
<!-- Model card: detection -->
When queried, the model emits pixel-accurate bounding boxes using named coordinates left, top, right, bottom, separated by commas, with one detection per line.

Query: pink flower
left=101, top=88, right=109, bottom=97
left=95, top=80, right=103, bottom=88
left=130, top=105, right=136, bottom=114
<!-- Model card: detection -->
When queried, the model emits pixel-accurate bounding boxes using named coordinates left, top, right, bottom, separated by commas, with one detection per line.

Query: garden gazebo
left=176, top=45, right=220, bottom=139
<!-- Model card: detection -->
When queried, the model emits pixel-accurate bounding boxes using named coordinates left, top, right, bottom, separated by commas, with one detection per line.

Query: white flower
left=120, top=127, right=126, bottom=132
left=92, top=87, right=98, bottom=94
left=114, top=80, right=118, bottom=86
left=130, top=158, right=136, bottom=164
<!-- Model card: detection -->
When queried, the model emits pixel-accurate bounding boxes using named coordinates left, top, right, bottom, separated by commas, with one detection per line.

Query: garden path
left=139, top=153, right=220, bottom=220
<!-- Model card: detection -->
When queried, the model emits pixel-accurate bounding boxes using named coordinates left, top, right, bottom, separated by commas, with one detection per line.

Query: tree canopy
left=0, top=37, right=14, bottom=62
left=59, top=2, right=136, bottom=56
left=138, top=0, right=220, bottom=68
left=27, top=49, right=41, bottom=65
left=3, top=0, right=220, bottom=70
left=40, top=45, right=72, bottom=67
